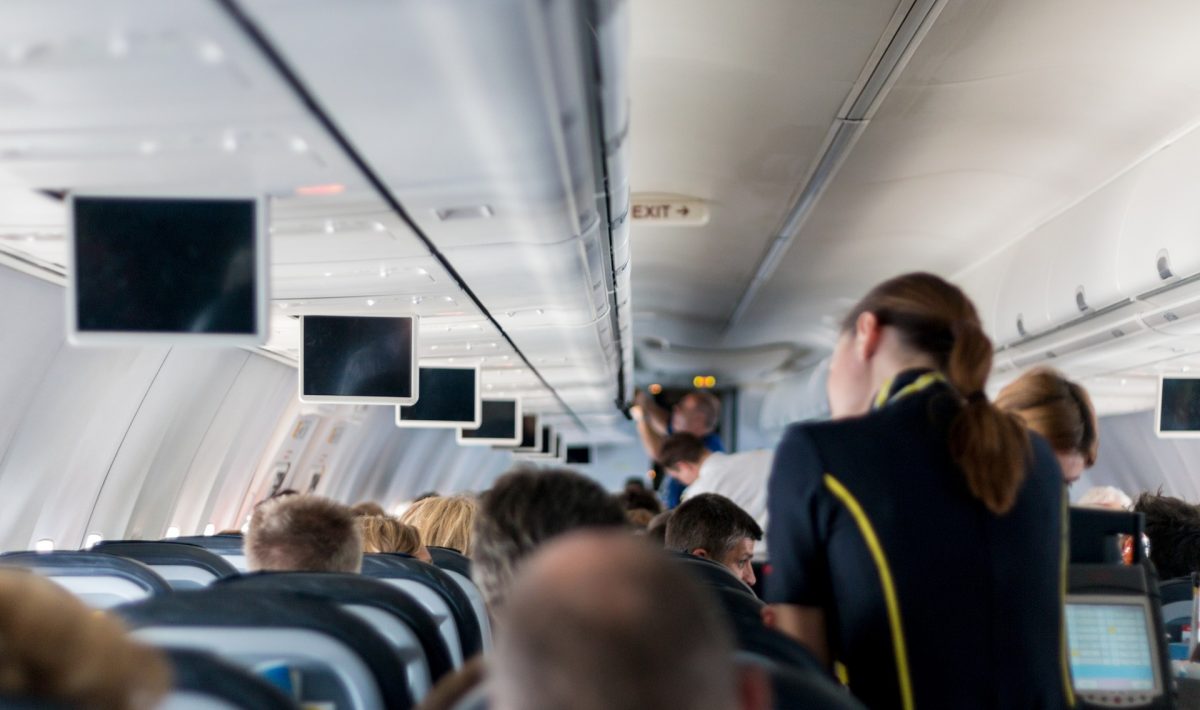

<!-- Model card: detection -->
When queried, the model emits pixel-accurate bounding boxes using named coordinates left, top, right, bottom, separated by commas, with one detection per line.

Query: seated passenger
left=246, top=494, right=363, bottom=573
left=0, top=569, right=170, bottom=709
left=658, top=432, right=770, bottom=555
left=996, top=366, right=1098, bottom=485
left=472, top=468, right=626, bottom=610
left=1134, top=492, right=1200, bottom=579
left=646, top=510, right=672, bottom=545
left=626, top=507, right=656, bottom=530
left=616, top=487, right=664, bottom=516
left=1077, top=485, right=1133, bottom=510
left=665, top=493, right=762, bottom=587
left=351, top=501, right=388, bottom=517
left=401, top=494, right=477, bottom=555
left=492, top=532, right=770, bottom=710
left=358, top=514, right=433, bottom=562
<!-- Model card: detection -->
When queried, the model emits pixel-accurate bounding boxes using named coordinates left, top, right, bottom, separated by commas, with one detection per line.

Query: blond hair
left=400, top=495, right=477, bottom=554
left=0, top=570, right=171, bottom=709
left=358, top=515, right=424, bottom=555
left=246, top=495, right=363, bottom=573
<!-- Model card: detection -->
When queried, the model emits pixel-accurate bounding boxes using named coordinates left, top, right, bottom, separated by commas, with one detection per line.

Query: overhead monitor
left=510, top=414, right=541, bottom=453
left=300, top=315, right=419, bottom=405
left=457, top=398, right=522, bottom=446
left=565, top=445, right=592, bottom=465
left=1156, top=375, right=1200, bottom=438
left=521, top=425, right=556, bottom=459
left=396, top=366, right=481, bottom=428
left=67, top=194, right=268, bottom=345
left=1065, top=596, right=1161, bottom=703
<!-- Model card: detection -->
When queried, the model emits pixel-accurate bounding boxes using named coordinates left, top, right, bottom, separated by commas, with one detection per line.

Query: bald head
left=492, top=532, right=738, bottom=710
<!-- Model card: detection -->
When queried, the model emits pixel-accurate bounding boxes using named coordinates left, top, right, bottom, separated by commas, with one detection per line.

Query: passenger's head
left=358, top=515, right=432, bottom=562
left=665, top=494, right=762, bottom=586
left=1077, top=486, right=1133, bottom=511
left=473, top=468, right=627, bottom=610
left=492, top=532, right=767, bottom=710
left=672, top=391, right=721, bottom=436
left=350, top=501, right=387, bottom=518
left=626, top=508, right=656, bottom=530
left=1134, top=492, right=1200, bottom=579
left=657, top=432, right=712, bottom=485
left=624, top=477, right=649, bottom=493
left=246, top=494, right=363, bottom=573
left=832, top=272, right=1031, bottom=514
left=646, top=510, right=672, bottom=545
left=615, top=487, right=664, bottom=516
left=0, top=570, right=171, bottom=709
left=996, top=367, right=1098, bottom=485
left=400, top=494, right=477, bottom=555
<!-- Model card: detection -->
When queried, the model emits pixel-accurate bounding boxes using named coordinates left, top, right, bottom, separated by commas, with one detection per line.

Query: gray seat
left=94, top=540, right=239, bottom=589
left=0, top=550, right=170, bottom=608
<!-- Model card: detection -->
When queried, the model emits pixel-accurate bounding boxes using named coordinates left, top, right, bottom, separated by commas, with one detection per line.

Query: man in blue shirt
left=631, top=390, right=723, bottom=508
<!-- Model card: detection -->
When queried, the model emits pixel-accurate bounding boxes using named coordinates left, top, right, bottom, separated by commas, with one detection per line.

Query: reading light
left=165, top=526, right=181, bottom=539
left=34, top=539, right=54, bottom=553
left=203, top=523, right=216, bottom=536
left=649, top=384, right=663, bottom=395
left=289, top=137, right=309, bottom=153
left=704, top=376, right=717, bottom=388
left=294, top=184, right=345, bottom=197
left=693, top=375, right=705, bottom=388
left=84, top=533, right=103, bottom=549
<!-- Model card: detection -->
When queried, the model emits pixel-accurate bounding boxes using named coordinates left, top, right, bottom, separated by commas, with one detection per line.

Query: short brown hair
left=473, top=469, right=627, bottom=610
left=400, top=495, right=477, bottom=555
left=665, top=493, right=762, bottom=559
left=0, top=570, right=171, bottom=709
left=996, top=367, right=1098, bottom=467
left=657, top=432, right=708, bottom=470
left=350, top=501, right=387, bottom=518
left=358, top=515, right=424, bottom=555
left=246, top=495, right=362, bottom=573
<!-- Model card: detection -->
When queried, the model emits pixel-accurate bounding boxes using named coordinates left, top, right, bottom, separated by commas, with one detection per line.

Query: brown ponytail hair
left=842, top=273, right=1031, bottom=514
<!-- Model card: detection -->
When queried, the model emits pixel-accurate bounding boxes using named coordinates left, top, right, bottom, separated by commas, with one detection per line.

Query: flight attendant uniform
left=766, top=369, right=1072, bottom=710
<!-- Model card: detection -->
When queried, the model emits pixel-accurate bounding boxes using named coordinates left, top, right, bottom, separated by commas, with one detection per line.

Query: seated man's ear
left=690, top=548, right=710, bottom=559
left=737, top=665, right=772, bottom=710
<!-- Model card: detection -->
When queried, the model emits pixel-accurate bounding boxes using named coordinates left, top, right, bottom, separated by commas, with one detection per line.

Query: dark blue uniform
left=766, top=370, right=1072, bottom=710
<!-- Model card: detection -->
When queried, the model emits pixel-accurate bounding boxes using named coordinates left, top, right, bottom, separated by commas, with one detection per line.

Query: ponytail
left=946, top=322, right=1031, bottom=514
left=844, top=273, right=1031, bottom=515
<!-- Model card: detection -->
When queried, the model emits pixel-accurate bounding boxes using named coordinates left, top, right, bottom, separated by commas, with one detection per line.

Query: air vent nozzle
left=1157, top=249, right=1174, bottom=281
left=1075, top=286, right=1088, bottom=313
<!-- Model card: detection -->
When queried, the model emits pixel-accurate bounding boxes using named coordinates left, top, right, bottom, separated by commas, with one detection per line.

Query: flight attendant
left=766, top=273, right=1071, bottom=710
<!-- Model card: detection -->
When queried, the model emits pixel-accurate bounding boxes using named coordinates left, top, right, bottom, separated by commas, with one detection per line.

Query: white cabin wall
left=1076, top=411, right=1200, bottom=504
left=0, top=266, right=298, bottom=550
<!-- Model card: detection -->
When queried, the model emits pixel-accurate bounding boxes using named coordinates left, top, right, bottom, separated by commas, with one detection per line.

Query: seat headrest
left=361, top=554, right=483, bottom=658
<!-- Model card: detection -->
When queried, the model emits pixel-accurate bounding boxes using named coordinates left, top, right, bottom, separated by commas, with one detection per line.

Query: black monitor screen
left=566, top=446, right=591, bottom=464
left=1159, top=378, right=1200, bottom=433
left=538, top=426, right=553, bottom=454
left=302, top=316, right=415, bottom=400
left=72, top=196, right=260, bottom=335
left=461, top=400, right=520, bottom=440
left=398, top=367, right=477, bottom=423
left=517, top=415, right=538, bottom=449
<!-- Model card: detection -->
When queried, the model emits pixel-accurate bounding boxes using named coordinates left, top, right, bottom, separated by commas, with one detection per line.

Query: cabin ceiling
left=5, top=0, right=1200, bottom=425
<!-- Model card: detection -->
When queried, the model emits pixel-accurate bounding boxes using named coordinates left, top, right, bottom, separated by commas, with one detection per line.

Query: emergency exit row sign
left=630, top=194, right=710, bottom=226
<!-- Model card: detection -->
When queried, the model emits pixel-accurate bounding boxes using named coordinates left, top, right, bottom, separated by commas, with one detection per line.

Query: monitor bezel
left=456, top=397, right=523, bottom=447
left=1064, top=593, right=1163, bottom=698
left=1155, top=374, right=1200, bottom=439
left=66, top=191, right=269, bottom=346
left=395, top=365, right=482, bottom=429
left=519, top=425, right=557, bottom=459
left=298, top=314, right=420, bottom=406
left=509, top=414, right=543, bottom=453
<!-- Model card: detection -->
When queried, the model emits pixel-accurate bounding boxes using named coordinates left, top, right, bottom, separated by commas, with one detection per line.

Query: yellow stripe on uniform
left=824, top=474, right=915, bottom=710
left=1059, top=491, right=1077, bottom=707
left=873, top=371, right=947, bottom=410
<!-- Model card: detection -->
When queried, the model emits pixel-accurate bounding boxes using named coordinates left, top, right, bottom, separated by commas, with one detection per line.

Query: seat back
left=671, top=551, right=756, bottom=596
left=1158, top=575, right=1194, bottom=642
left=160, top=648, right=295, bottom=710
left=361, top=554, right=483, bottom=663
left=172, top=535, right=248, bottom=572
left=709, top=586, right=822, bottom=673
left=218, top=571, right=454, bottom=700
left=0, top=551, right=171, bottom=608
left=117, top=588, right=411, bottom=710
left=426, top=547, right=492, bottom=651
left=1070, top=508, right=1145, bottom=564
left=735, top=654, right=867, bottom=710
left=94, top=541, right=239, bottom=589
